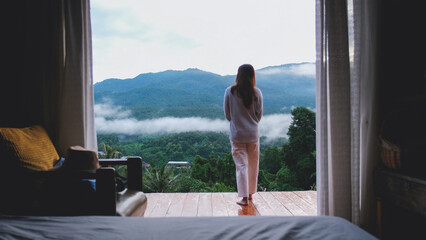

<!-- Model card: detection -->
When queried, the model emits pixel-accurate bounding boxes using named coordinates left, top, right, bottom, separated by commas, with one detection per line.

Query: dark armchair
left=0, top=125, right=147, bottom=217
left=0, top=157, right=147, bottom=217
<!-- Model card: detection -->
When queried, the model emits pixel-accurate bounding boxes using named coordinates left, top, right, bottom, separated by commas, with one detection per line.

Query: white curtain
left=58, top=0, right=97, bottom=154
left=316, top=0, right=378, bottom=233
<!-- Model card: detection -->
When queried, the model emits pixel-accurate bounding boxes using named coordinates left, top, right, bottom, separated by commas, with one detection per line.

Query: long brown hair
left=231, top=64, right=258, bottom=109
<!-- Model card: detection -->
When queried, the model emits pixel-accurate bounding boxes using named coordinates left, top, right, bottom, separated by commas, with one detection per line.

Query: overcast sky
left=90, top=0, right=315, bottom=83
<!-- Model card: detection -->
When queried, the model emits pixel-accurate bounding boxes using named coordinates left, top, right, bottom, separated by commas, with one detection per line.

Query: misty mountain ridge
left=94, top=62, right=316, bottom=120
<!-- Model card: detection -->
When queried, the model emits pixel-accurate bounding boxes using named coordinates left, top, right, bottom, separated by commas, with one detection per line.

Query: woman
left=223, top=64, right=263, bottom=206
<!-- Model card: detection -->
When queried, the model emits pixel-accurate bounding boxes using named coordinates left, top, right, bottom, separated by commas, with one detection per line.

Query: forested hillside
left=94, top=63, right=315, bottom=119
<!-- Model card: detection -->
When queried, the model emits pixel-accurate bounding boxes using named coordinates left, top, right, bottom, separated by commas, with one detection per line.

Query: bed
left=0, top=215, right=376, bottom=240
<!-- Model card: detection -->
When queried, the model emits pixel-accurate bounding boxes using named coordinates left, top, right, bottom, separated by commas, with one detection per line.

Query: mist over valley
left=94, top=62, right=316, bottom=141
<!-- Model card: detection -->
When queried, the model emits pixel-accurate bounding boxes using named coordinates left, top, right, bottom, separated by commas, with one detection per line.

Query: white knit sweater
left=223, top=86, right=263, bottom=143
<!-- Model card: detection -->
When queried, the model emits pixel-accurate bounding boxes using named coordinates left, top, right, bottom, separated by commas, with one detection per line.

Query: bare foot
left=236, top=197, right=248, bottom=206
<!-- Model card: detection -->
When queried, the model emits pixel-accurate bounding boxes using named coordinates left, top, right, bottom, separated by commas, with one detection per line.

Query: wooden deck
left=143, top=191, right=317, bottom=217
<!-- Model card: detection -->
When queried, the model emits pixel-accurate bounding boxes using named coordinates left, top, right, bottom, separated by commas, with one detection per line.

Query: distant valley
left=94, top=62, right=316, bottom=120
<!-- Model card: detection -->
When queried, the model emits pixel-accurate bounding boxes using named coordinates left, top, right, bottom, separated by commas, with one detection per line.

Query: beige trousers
left=231, top=140, right=260, bottom=198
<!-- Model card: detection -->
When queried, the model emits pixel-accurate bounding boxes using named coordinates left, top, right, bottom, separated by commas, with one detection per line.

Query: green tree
left=258, top=169, right=275, bottom=191
left=165, top=142, right=184, bottom=161
left=282, top=106, right=316, bottom=189
left=173, top=175, right=210, bottom=192
left=268, top=164, right=299, bottom=191
left=215, top=153, right=236, bottom=189
left=190, top=155, right=209, bottom=182
left=97, top=134, right=120, bottom=147
left=208, top=182, right=235, bottom=192
left=144, top=163, right=179, bottom=193
left=189, top=154, right=236, bottom=192
left=260, top=145, right=283, bottom=174
left=98, top=142, right=122, bottom=159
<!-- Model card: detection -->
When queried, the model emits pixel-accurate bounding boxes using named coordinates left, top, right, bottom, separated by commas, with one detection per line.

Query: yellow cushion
left=0, top=125, right=60, bottom=171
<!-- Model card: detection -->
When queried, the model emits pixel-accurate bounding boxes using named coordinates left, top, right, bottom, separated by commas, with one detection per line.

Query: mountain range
left=94, top=62, right=316, bottom=120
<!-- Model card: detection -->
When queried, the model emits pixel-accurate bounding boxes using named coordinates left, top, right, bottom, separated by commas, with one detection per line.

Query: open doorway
left=90, top=0, right=316, bottom=217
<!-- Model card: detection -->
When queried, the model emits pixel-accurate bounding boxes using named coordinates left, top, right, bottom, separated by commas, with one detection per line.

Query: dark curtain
left=1, top=0, right=97, bottom=156
left=1, top=0, right=63, bottom=135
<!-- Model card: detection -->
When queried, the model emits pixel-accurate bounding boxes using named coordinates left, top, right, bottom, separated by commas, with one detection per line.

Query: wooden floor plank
left=197, top=193, right=212, bottom=216
left=306, top=191, right=318, bottom=209
left=279, top=192, right=309, bottom=216
left=143, top=191, right=317, bottom=218
left=181, top=192, right=200, bottom=217
left=271, top=192, right=305, bottom=216
left=144, top=193, right=162, bottom=217
left=257, top=192, right=293, bottom=216
left=149, top=193, right=173, bottom=217
left=251, top=192, right=276, bottom=216
left=211, top=193, right=228, bottom=216
left=221, top=192, right=241, bottom=216
left=293, top=190, right=317, bottom=206
left=287, top=192, right=316, bottom=216
left=165, top=192, right=187, bottom=217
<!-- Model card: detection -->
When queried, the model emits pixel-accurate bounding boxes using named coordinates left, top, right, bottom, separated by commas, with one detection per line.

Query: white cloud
left=90, top=0, right=316, bottom=83
left=257, top=63, right=316, bottom=77
left=94, top=103, right=291, bottom=140
left=94, top=102, right=131, bottom=119
left=259, top=114, right=292, bottom=140
left=95, top=116, right=228, bottom=135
